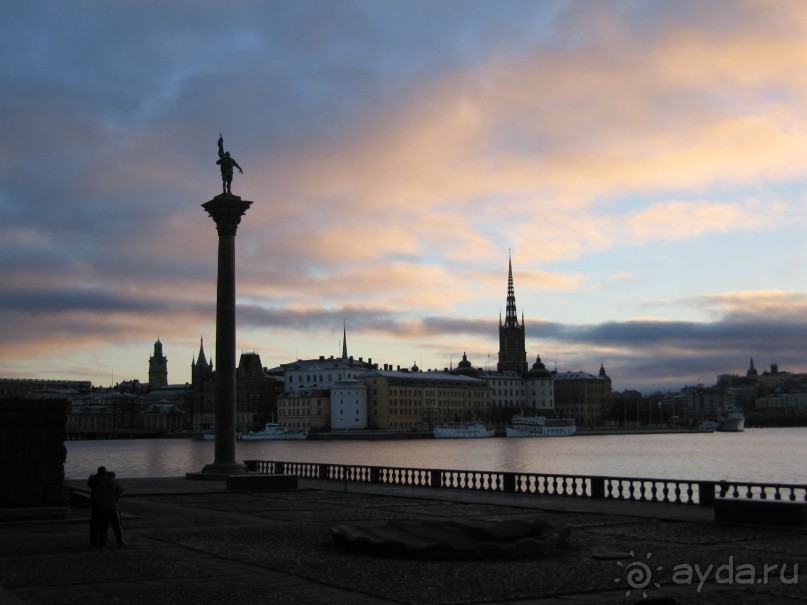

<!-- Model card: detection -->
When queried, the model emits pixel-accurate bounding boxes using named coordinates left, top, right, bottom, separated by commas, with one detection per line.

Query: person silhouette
left=95, top=470, right=125, bottom=548
left=216, top=134, right=243, bottom=195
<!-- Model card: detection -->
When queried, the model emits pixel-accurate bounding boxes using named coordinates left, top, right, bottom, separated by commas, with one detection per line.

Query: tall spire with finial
left=504, top=251, right=520, bottom=329
left=497, top=251, right=528, bottom=375
left=341, top=321, right=348, bottom=360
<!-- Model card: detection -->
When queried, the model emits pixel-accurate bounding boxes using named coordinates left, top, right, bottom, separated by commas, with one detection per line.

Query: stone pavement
left=0, top=477, right=805, bottom=604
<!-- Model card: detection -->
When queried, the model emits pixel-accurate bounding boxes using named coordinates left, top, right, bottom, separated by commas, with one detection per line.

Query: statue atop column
left=216, top=134, right=243, bottom=195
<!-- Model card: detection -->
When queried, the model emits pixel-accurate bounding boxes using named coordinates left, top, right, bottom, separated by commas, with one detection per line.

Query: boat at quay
left=239, top=422, right=308, bottom=440
left=433, top=421, right=494, bottom=438
left=506, top=415, right=576, bottom=437
left=698, top=405, right=746, bottom=433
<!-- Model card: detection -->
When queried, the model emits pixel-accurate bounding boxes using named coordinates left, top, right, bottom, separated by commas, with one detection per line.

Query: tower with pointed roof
left=148, top=338, right=168, bottom=388
left=191, top=337, right=215, bottom=430
left=497, top=255, right=528, bottom=375
left=192, top=337, right=213, bottom=378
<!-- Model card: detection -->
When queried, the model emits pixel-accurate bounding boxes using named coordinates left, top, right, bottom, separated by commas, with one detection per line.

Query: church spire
left=504, top=252, right=520, bottom=329
left=497, top=252, right=528, bottom=375
left=195, top=336, right=210, bottom=369
left=341, top=321, right=348, bottom=360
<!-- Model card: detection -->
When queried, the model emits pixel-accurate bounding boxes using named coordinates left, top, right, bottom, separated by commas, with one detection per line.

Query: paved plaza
left=0, top=477, right=804, bottom=604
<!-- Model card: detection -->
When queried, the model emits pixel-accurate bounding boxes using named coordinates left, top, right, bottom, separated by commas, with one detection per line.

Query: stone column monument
left=189, top=136, right=251, bottom=479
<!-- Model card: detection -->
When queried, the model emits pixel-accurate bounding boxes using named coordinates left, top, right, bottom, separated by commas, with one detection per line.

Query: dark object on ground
left=332, top=517, right=570, bottom=560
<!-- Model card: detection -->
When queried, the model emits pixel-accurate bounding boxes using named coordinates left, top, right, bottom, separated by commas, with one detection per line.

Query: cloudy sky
left=2, top=1, right=806, bottom=393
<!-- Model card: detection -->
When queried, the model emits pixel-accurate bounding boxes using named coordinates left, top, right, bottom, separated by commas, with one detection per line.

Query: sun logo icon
left=615, top=550, right=663, bottom=599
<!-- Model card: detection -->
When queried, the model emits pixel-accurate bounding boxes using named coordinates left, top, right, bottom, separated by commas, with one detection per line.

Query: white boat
left=506, top=415, right=576, bottom=437
left=239, top=422, right=308, bottom=440
left=717, top=411, right=745, bottom=432
left=699, top=405, right=745, bottom=433
left=433, top=421, right=494, bottom=439
left=697, top=420, right=720, bottom=431
left=192, top=429, right=216, bottom=441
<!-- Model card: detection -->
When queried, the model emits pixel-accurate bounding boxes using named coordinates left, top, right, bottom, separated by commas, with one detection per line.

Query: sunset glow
left=2, top=1, right=806, bottom=392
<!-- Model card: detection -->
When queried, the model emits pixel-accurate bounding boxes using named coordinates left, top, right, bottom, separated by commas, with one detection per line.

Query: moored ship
left=239, top=422, right=309, bottom=440
left=717, top=411, right=745, bottom=432
left=506, top=415, right=576, bottom=438
left=433, top=421, right=494, bottom=439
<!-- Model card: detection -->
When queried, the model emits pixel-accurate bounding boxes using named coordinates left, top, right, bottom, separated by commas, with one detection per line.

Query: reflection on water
left=64, top=427, right=807, bottom=484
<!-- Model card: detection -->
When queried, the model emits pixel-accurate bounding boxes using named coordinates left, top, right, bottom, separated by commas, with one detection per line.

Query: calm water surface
left=64, top=427, right=807, bottom=484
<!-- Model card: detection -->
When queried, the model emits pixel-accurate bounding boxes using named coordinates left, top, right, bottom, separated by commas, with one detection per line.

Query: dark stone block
left=332, top=518, right=571, bottom=560
left=0, top=398, right=68, bottom=507
left=226, top=473, right=297, bottom=491
left=715, top=498, right=807, bottom=527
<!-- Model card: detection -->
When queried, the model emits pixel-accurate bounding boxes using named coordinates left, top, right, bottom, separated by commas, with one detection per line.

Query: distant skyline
left=2, top=1, right=806, bottom=393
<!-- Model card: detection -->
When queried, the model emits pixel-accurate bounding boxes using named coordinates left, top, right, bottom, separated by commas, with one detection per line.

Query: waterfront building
left=553, top=365, right=612, bottom=427
left=272, top=327, right=376, bottom=431
left=754, top=392, right=807, bottom=425
left=279, top=355, right=375, bottom=392
left=236, top=352, right=283, bottom=431
left=359, top=369, right=492, bottom=431
left=330, top=378, right=368, bottom=430
left=143, top=401, right=184, bottom=432
left=525, top=355, right=554, bottom=411
left=276, top=388, right=330, bottom=432
left=192, top=340, right=283, bottom=432
left=148, top=338, right=168, bottom=388
left=67, top=397, right=114, bottom=431
left=478, top=369, right=525, bottom=408
left=0, top=378, right=92, bottom=399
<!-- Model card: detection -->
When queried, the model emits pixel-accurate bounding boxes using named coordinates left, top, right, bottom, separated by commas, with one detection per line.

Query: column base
left=186, top=462, right=248, bottom=481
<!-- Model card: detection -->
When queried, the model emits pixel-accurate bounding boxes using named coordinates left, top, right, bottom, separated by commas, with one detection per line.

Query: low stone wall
left=0, top=398, right=69, bottom=507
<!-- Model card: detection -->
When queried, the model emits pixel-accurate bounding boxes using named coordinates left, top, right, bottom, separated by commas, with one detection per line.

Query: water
left=64, top=427, right=807, bottom=485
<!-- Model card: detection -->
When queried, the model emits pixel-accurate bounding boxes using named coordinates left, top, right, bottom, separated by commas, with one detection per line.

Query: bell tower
left=148, top=338, right=168, bottom=387
left=497, top=254, right=528, bottom=375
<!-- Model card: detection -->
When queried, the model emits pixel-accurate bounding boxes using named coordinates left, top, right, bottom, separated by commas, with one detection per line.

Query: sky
left=2, top=0, right=806, bottom=394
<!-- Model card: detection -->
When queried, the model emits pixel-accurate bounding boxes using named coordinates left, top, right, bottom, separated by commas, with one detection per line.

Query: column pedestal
left=187, top=193, right=252, bottom=480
